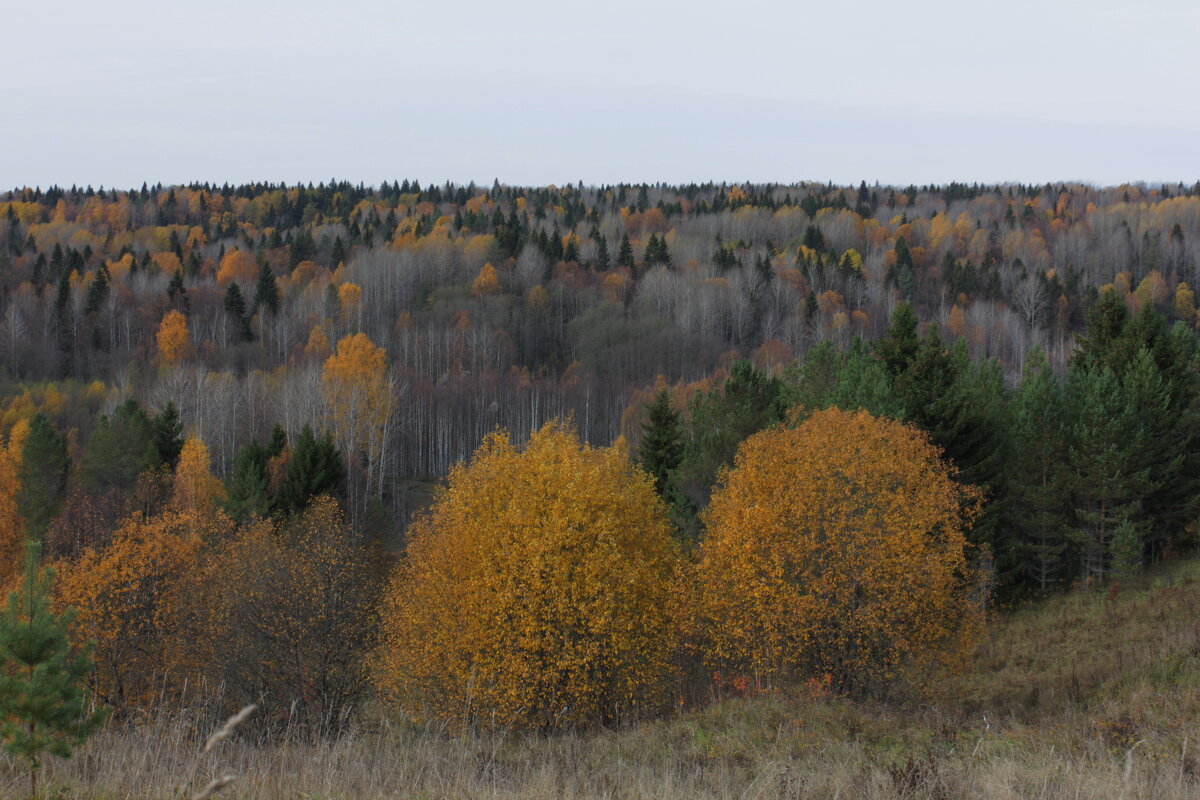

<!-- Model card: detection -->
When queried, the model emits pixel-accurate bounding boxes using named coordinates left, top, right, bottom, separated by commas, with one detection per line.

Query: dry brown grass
left=1, top=704, right=1193, bottom=800
left=3, top=559, right=1200, bottom=799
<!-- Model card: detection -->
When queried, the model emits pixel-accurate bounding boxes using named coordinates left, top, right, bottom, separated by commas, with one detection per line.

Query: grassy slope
left=14, top=559, right=1200, bottom=799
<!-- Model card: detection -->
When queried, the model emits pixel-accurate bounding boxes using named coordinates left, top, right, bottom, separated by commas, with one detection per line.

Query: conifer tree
left=638, top=389, right=683, bottom=498
left=166, top=269, right=189, bottom=313
left=1008, top=349, right=1071, bottom=593
left=223, top=282, right=252, bottom=341
left=289, top=227, right=315, bottom=267
left=330, top=235, right=347, bottom=267
left=83, top=264, right=109, bottom=316
left=225, top=440, right=271, bottom=521
left=789, top=338, right=902, bottom=419
left=266, top=424, right=288, bottom=458
left=150, top=402, right=185, bottom=468
left=1067, top=365, right=1148, bottom=582
left=616, top=233, right=634, bottom=269
left=562, top=236, right=579, bottom=264
left=17, top=414, right=68, bottom=541
left=894, top=332, right=1010, bottom=577
left=277, top=425, right=344, bottom=514
left=252, top=258, right=280, bottom=316
left=674, top=361, right=786, bottom=535
left=802, top=224, right=826, bottom=251
left=887, top=236, right=917, bottom=299
left=642, top=234, right=660, bottom=266
left=1072, top=287, right=1127, bottom=372
left=874, top=303, right=921, bottom=378
left=595, top=236, right=610, bottom=271
left=0, top=543, right=108, bottom=798
left=78, top=400, right=160, bottom=493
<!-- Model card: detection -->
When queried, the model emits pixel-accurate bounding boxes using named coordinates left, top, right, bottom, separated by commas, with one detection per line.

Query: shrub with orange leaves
left=374, top=421, right=678, bottom=730
left=52, top=508, right=234, bottom=709
left=696, top=408, right=982, bottom=696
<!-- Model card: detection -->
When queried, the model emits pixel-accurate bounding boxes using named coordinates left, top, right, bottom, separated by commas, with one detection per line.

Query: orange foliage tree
left=216, top=248, right=258, bottom=284
left=471, top=262, right=501, bottom=296
left=374, top=421, right=678, bottom=729
left=0, top=433, right=23, bottom=584
left=52, top=509, right=232, bottom=708
left=303, top=324, right=332, bottom=361
left=696, top=408, right=982, bottom=695
left=322, top=334, right=395, bottom=521
left=171, top=436, right=225, bottom=514
left=155, top=310, right=190, bottom=365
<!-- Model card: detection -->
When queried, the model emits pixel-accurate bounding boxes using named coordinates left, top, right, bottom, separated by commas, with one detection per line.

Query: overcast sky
left=2, top=0, right=1197, bottom=188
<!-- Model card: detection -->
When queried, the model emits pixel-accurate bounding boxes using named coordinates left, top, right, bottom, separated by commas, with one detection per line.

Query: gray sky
left=3, top=0, right=1197, bottom=188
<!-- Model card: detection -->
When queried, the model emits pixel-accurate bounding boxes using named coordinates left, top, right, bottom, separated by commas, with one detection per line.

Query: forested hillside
left=2, top=180, right=1198, bottom=475
left=2, top=181, right=1199, bottom=583
left=1, top=180, right=1200, bottom=763
left=7, top=0, right=1199, bottom=790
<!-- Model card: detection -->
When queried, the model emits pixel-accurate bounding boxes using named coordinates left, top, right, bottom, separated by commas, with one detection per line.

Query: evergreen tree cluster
left=224, top=423, right=345, bottom=520
left=637, top=293, right=1200, bottom=597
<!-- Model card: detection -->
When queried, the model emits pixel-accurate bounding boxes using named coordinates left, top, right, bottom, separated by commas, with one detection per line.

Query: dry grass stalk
left=190, top=774, right=237, bottom=800
left=204, top=704, right=259, bottom=753
left=184, top=703, right=257, bottom=799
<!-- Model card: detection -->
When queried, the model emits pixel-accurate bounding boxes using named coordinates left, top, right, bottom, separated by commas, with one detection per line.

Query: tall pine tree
left=638, top=389, right=683, bottom=498
left=1008, top=349, right=1072, bottom=593
left=17, top=415, right=69, bottom=541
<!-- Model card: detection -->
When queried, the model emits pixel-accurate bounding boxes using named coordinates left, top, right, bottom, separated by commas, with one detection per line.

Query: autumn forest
left=1, top=179, right=1200, bottom=796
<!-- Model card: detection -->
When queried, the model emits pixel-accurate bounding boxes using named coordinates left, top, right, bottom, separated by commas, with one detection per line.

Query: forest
left=0, top=179, right=1199, bottom=795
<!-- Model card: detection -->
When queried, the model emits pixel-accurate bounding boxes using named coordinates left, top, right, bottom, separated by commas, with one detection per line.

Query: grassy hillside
left=11, top=558, right=1200, bottom=799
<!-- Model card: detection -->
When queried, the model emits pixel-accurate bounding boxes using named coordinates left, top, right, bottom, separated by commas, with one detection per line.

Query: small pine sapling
left=0, top=543, right=109, bottom=798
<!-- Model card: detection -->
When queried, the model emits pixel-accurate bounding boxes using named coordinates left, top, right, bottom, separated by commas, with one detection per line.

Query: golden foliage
left=322, top=334, right=393, bottom=459
left=304, top=324, right=332, bottom=361
left=1175, top=283, right=1196, bottom=326
left=947, top=304, right=968, bottom=339
left=172, top=437, right=225, bottom=514
left=151, top=251, right=183, bottom=276
left=156, top=310, right=190, bottom=364
left=53, top=508, right=233, bottom=707
left=839, top=248, right=864, bottom=273
left=0, top=435, right=23, bottom=585
left=471, top=262, right=501, bottom=296
left=337, top=281, right=363, bottom=311
left=527, top=284, right=550, bottom=311
left=696, top=408, right=982, bottom=695
left=375, top=422, right=678, bottom=729
left=216, top=249, right=257, bottom=285
left=1113, top=271, right=1132, bottom=297
left=600, top=272, right=628, bottom=304
left=1134, top=270, right=1168, bottom=309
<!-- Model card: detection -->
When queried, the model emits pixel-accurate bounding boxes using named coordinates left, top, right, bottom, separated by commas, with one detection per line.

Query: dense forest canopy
left=1, top=179, right=1199, bottom=593
left=3, top=179, right=1197, bottom=465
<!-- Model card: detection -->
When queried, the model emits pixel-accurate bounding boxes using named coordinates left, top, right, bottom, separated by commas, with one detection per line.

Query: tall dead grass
left=0, top=695, right=1187, bottom=800
left=2, top=560, right=1198, bottom=799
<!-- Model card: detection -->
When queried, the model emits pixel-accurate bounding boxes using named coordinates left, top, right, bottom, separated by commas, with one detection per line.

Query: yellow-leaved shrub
left=52, top=508, right=234, bottom=708
left=375, top=421, right=677, bottom=730
left=697, top=408, right=982, bottom=696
